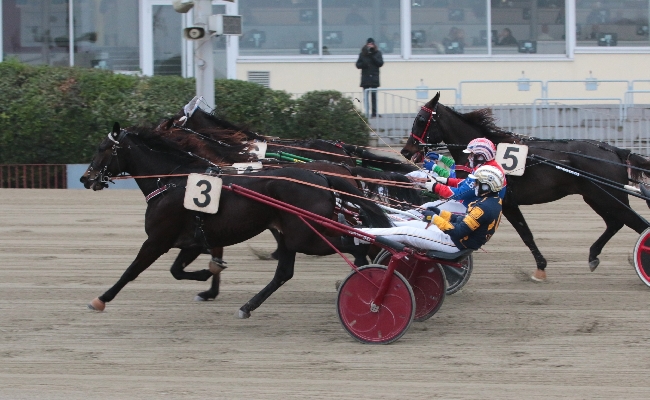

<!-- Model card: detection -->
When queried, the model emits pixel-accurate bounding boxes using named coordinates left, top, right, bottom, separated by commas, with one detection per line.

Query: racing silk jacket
left=430, top=159, right=507, bottom=204
left=431, top=193, right=503, bottom=250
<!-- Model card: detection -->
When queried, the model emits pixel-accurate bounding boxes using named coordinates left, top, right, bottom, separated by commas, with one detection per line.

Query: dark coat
left=355, top=46, right=384, bottom=88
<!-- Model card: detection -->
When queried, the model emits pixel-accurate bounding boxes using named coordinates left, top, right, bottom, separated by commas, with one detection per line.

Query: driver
left=424, top=137, right=507, bottom=203
left=354, top=165, right=505, bottom=253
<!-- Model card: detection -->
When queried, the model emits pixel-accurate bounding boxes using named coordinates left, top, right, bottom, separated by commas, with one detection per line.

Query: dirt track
left=1, top=189, right=650, bottom=399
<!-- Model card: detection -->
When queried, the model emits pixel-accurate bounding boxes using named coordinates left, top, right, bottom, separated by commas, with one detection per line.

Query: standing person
left=356, top=38, right=384, bottom=118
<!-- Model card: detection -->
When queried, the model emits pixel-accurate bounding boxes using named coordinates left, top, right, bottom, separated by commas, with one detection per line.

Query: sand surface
left=1, top=189, right=650, bottom=399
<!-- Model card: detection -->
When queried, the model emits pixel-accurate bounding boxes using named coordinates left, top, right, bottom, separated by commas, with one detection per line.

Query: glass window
left=411, top=0, right=488, bottom=55
left=239, top=0, right=319, bottom=56
left=3, top=0, right=70, bottom=66
left=73, top=0, right=139, bottom=72
left=492, top=0, right=566, bottom=55
left=322, top=0, right=400, bottom=56
left=213, top=4, right=227, bottom=80
left=576, top=0, right=649, bottom=47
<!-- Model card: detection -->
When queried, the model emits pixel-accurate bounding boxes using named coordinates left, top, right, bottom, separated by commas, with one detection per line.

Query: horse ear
left=112, top=122, right=120, bottom=134
left=432, top=92, right=440, bottom=104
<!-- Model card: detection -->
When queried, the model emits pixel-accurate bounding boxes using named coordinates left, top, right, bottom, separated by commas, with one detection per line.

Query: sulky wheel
left=372, top=249, right=391, bottom=265
left=407, top=261, right=446, bottom=322
left=633, top=228, right=650, bottom=287
left=375, top=249, right=467, bottom=296
left=440, top=254, right=473, bottom=295
left=372, top=250, right=446, bottom=321
left=336, top=265, right=415, bottom=344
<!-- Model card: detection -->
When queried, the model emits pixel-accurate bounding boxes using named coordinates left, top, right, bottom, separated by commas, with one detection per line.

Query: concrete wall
left=237, top=53, right=650, bottom=105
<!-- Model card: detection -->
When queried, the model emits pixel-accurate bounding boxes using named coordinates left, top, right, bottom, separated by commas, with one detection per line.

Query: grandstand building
left=2, top=1, right=649, bottom=105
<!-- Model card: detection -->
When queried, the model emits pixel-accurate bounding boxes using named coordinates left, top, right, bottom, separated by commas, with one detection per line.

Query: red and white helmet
left=463, top=138, right=496, bottom=161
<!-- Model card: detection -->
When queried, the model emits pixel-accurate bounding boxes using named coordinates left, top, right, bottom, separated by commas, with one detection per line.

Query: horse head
left=401, top=92, right=444, bottom=163
left=80, top=122, right=130, bottom=191
left=401, top=94, right=511, bottom=170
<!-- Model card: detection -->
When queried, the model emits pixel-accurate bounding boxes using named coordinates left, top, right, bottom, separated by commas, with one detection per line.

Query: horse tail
left=326, top=175, right=392, bottom=228
left=628, top=153, right=650, bottom=183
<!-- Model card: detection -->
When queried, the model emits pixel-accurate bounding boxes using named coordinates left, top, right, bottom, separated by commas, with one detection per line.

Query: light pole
left=173, top=0, right=241, bottom=110
left=192, top=0, right=215, bottom=109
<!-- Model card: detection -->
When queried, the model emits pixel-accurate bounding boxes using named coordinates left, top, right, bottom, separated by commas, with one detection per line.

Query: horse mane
left=446, top=106, right=529, bottom=145
left=131, top=125, right=255, bottom=165
left=202, top=109, right=267, bottom=141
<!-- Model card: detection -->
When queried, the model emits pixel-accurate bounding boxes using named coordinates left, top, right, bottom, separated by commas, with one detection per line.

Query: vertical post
left=0, top=0, right=3, bottom=62
left=193, top=0, right=215, bottom=109
left=69, top=0, right=75, bottom=66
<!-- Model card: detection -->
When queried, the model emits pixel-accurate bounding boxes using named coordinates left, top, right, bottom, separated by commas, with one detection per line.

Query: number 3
left=193, top=179, right=212, bottom=207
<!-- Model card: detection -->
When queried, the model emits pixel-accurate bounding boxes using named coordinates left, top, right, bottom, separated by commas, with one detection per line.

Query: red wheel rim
left=634, top=228, right=650, bottom=286
left=337, top=266, right=414, bottom=344
left=393, top=258, right=445, bottom=321
left=374, top=251, right=446, bottom=320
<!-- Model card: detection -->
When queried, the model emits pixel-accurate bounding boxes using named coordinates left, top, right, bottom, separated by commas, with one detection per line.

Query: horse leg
left=269, top=228, right=282, bottom=260
left=350, top=243, right=371, bottom=266
left=168, top=247, right=223, bottom=302
left=238, top=239, right=296, bottom=319
left=583, top=197, right=626, bottom=271
left=501, top=204, right=548, bottom=281
left=169, top=247, right=212, bottom=282
left=88, top=239, right=171, bottom=311
left=196, top=273, right=221, bottom=302
left=193, top=247, right=226, bottom=301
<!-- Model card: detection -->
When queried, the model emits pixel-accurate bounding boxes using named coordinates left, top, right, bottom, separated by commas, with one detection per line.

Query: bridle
left=86, top=129, right=129, bottom=187
left=410, top=103, right=439, bottom=145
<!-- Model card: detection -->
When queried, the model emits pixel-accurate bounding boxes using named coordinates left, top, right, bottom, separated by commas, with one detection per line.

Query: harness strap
left=411, top=104, right=438, bottom=143
left=145, top=184, right=169, bottom=202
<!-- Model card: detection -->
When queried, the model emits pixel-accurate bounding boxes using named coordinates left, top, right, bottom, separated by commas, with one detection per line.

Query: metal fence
left=0, top=164, right=67, bottom=189
left=365, top=88, right=650, bottom=156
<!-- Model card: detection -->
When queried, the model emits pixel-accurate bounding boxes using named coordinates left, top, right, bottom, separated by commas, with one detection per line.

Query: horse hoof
left=236, top=310, right=251, bottom=319
left=589, top=259, right=600, bottom=272
left=194, top=293, right=215, bottom=302
left=530, top=269, right=547, bottom=282
left=88, top=297, right=105, bottom=312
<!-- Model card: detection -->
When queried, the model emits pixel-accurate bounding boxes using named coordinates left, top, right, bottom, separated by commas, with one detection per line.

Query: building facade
left=2, top=0, right=649, bottom=104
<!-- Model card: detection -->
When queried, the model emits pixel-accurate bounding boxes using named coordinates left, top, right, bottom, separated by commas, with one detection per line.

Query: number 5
left=501, top=147, right=519, bottom=171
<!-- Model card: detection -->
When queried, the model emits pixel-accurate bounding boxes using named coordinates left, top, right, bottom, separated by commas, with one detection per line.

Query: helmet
left=469, top=165, right=505, bottom=193
left=463, top=138, right=496, bottom=162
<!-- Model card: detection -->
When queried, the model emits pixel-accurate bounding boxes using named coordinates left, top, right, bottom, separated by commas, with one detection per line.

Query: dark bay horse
left=80, top=124, right=391, bottom=317
left=147, top=121, right=367, bottom=300
left=159, top=101, right=419, bottom=173
left=401, top=93, right=650, bottom=281
left=150, top=118, right=427, bottom=290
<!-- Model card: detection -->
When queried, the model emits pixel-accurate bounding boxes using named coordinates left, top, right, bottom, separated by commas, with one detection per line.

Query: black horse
left=80, top=123, right=391, bottom=317
left=160, top=102, right=419, bottom=173
left=401, top=93, right=650, bottom=281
